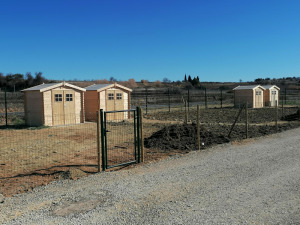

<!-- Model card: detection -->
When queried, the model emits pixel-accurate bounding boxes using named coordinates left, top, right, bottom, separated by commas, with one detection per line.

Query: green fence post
left=136, top=106, right=141, bottom=163
left=100, top=109, right=106, bottom=171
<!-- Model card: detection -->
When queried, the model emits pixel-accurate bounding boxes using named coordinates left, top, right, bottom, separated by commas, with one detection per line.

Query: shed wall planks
left=43, top=90, right=53, bottom=126
left=25, top=91, right=44, bottom=126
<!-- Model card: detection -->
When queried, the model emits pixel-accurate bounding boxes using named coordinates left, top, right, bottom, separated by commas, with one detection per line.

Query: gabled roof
left=85, top=83, right=132, bottom=92
left=262, top=85, right=280, bottom=90
left=233, top=85, right=266, bottom=91
left=22, top=82, right=86, bottom=92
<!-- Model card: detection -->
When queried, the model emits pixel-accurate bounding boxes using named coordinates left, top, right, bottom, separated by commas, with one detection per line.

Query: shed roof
left=261, top=85, right=280, bottom=90
left=22, top=82, right=86, bottom=92
left=233, top=85, right=266, bottom=90
left=85, top=83, right=132, bottom=92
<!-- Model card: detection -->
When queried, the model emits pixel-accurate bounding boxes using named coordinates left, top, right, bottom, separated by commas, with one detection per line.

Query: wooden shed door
left=64, top=90, right=76, bottom=124
left=255, top=90, right=262, bottom=108
left=115, top=92, right=124, bottom=120
left=271, top=90, right=276, bottom=107
left=52, top=90, right=76, bottom=125
left=106, top=90, right=124, bottom=120
left=53, top=90, right=64, bottom=125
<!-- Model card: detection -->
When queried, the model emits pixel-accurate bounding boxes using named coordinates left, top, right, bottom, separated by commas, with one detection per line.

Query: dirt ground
left=1, top=107, right=299, bottom=197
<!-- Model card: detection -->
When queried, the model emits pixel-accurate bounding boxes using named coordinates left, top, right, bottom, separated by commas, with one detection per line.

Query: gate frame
left=100, top=107, right=141, bottom=171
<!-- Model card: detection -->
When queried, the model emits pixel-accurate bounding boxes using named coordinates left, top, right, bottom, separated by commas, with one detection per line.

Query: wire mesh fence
left=102, top=110, right=139, bottom=169
left=131, top=87, right=234, bottom=114
left=0, top=113, right=98, bottom=196
left=142, top=104, right=300, bottom=151
left=0, top=87, right=299, bottom=196
left=0, top=91, right=24, bottom=126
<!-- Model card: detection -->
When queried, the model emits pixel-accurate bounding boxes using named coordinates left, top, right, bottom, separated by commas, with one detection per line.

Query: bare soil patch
left=1, top=107, right=299, bottom=197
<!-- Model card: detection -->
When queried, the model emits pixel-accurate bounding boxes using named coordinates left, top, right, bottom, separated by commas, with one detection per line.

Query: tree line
left=0, top=72, right=49, bottom=92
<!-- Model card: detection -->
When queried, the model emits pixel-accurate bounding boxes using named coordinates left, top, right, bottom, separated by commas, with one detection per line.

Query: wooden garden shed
left=262, top=85, right=280, bottom=107
left=84, top=83, right=132, bottom=121
left=233, top=85, right=266, bottom=108
left=22, top=82, right=86, bottom=126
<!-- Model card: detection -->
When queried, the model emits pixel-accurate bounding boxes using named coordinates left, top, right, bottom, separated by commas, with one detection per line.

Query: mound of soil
left=144, top=123, right=230, bottom=150
left=282, top=109, right=300, bottom=121
left=144, top=122, right=300, bottom=151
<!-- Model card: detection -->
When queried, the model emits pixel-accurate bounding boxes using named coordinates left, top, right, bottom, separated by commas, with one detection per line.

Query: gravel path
left=1, top=128, right=300, bottom=225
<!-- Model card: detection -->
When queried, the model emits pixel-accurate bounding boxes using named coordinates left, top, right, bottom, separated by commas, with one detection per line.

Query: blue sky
left=0, top=0, right=300, bottom=82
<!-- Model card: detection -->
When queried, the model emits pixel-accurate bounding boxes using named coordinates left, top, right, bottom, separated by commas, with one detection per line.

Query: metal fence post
left=188, top=89, right=190, bottom=111
left=5, top=87, right=8, bottom=126
left=139, top=107, right=144, bottom=162
left=136, top=106, right=141, bottom=163
left=275, top=101, right=278, bottom=132
left=284, top=88, right=287, bottom=104
left=205, top=88, right=208, bottom=109
left=100, top=109, right=106, bottom=171
left=145, top=87, right=148, bottom=115
left=220, top=88, right=223, bottom=109
left=168, top=88, right=171, bottom=112
left=184, top=100, right=188, bottom=124
left=245, top=102, right=248, bottom=139
left=197, top=105, right=200, bottom=150
left=96, top=111, right=102, bottom=172
left=281, top=94, right=284, bottom=117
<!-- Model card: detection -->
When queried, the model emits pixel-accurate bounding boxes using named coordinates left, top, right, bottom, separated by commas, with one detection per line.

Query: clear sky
left=1, top=0, right=300, bottom=82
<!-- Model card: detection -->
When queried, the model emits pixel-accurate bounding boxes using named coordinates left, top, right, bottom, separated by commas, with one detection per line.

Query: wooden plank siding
left=234, top=89, right=253, bottom=108
left=24, top=91, right=44, bottom=126
left=253, top=87, right=264, bottom=108
left=84, top=91, right=99, bottom=121
left=43, top=90, right=52, bottom=126
left=85, top=86, right=131, bottom=121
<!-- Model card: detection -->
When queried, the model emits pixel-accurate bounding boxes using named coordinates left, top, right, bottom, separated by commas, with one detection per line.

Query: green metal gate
left=100, top=107, right=141, bottom=171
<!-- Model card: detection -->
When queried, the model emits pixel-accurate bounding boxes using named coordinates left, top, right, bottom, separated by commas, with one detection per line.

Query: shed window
left=55, top=94, right=62, bottom=102
left=256, top=91, right=261, bottom=96
left=66, top=94, right=73, bottom=101
left=271, top=91, right=276, bottom=95
left=116, top=93, right=122, bottom=100
left=108, top=93, right=114, bottom=100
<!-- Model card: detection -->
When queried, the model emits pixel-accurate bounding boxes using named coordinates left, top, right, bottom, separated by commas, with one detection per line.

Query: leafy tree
left=0, top=73, right=6, bottom=88
left=188, top=75, right=192, bottom=83
left=184, top=74, right=187, bottom=82
left=191, top=77, right=199, bottom=86
left=33, top=72, right=45, bottom=85
left=25, top=72, right=34, bottom=87
left=163, top=77, right=171, bottom=83
left=109, top=76, right=117, bottom=82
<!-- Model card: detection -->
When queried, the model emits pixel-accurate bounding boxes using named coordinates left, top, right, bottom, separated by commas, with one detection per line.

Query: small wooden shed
left=233, top=85, right=266, bottom=108
left=84, top=83, right=132, bottom=121
left=22, top=82, right=86, bottom=126
left=262, top=85, right=280, bottom=107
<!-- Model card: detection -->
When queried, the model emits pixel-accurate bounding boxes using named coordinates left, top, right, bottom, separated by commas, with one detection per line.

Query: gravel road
left=1, top=128, right=300, bottom=225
